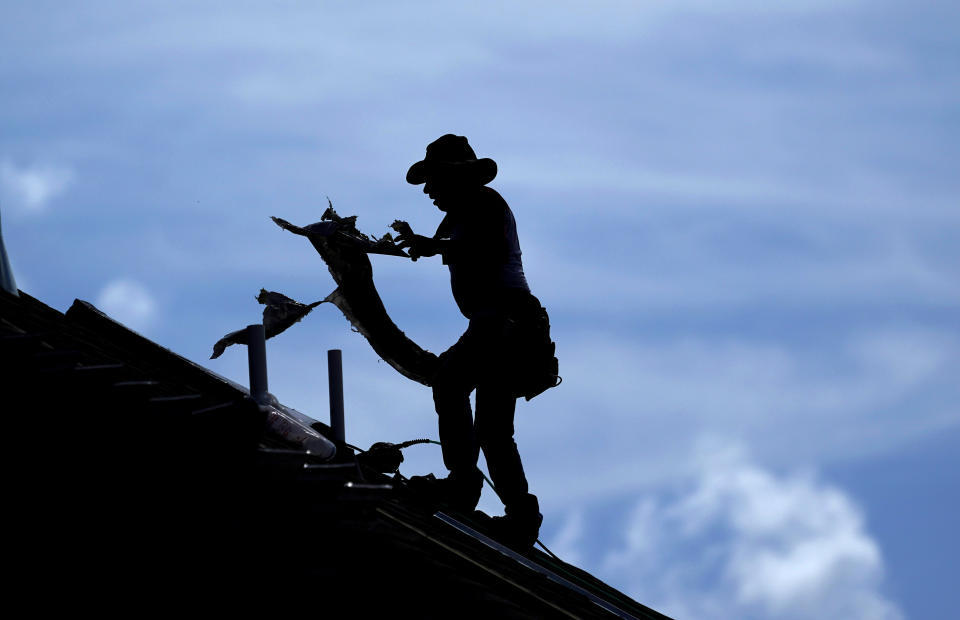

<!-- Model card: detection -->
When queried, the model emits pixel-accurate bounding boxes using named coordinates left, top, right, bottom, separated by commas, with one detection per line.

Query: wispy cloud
left=548, top=509, right=586, bottom=567
left=96, top=278, right=157, bottom=330
left=0, top=160, right=74, bottom=213
left=598, top=440, right=902, bottom=620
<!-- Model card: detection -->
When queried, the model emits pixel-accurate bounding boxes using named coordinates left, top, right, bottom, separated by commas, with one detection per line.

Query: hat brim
left=406, top=158, right=497, bottom=186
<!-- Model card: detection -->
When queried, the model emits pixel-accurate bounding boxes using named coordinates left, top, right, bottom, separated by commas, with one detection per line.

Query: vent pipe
left=246, top=323, right=268, bottom=405
left=327, top=349, right=345, bottom=442
left=243, top=324, right=338, bottom=460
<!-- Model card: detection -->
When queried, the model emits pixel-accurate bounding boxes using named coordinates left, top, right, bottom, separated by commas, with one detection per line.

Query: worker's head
left=407, top=135, right=496, bottom=211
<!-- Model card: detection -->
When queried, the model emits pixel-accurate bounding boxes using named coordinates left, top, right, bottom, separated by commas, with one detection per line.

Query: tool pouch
left=508, top=303, right=561, bottom=401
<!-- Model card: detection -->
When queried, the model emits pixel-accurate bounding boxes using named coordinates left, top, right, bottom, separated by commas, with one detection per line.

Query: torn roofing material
left=213, top=201, right=439, bottom=385
left=273, top=204, right=440, bottom=386
left=272, top=201, right=409, bottom=257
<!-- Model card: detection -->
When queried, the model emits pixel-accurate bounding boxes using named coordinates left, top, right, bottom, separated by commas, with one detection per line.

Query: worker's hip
left=435, top=290, right=559, bottom=400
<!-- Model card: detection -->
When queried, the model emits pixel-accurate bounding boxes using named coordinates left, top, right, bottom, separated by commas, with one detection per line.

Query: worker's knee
left=432, top=380, right=469, bottom=411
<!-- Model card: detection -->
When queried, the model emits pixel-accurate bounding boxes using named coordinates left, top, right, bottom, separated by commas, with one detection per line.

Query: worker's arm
left=393, top=205, right=503, bottom=263
left=392, top=220, right=452, bottom=261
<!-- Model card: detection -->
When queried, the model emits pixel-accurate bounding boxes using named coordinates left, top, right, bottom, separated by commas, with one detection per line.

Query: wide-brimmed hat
left=406, top=134, right=497, bottom=186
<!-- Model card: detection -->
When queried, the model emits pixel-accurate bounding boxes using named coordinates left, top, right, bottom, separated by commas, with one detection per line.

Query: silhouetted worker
left=396, top=134, right=546, bottom=548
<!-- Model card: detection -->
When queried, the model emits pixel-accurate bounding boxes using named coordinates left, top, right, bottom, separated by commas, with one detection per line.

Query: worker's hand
left=396, top=233, right=439, bottom=261
left=392, top=221, right=438, bottom=261
left=391, top=220, right=414, bottom=239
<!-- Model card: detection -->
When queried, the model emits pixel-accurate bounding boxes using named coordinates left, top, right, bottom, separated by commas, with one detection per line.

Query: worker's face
left=423, top=176, right=463, bottom=212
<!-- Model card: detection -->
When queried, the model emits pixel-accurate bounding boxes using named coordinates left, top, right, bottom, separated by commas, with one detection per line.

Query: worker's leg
left=430, top=332, right=483, bottom=507
left=475, top=382, right=542, bottom=547
left=475, top=383, right=539, bottom=517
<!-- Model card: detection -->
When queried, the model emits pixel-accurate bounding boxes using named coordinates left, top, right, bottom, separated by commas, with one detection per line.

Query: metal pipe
left=246, top=323, right=268, bottom=404
left=328, top=349, right=345, bottom=442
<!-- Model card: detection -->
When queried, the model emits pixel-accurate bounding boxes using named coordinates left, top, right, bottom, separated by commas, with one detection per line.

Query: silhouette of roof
left=2, top=288, right=672, bottom=618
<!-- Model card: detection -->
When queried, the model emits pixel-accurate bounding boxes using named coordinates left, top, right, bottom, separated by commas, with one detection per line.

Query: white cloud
left=600, top=441, right=903, bottom=620
left=96, top=279, right=157, bottom=330
left=0, top=160, right=74, bottom=213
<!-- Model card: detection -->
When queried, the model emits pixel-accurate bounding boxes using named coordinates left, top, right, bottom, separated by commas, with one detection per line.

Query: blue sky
left=2, top=2, right=958, bottom=617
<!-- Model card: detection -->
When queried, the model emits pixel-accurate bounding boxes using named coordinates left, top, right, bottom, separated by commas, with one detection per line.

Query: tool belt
left=505, top=294, right=561, bottom=401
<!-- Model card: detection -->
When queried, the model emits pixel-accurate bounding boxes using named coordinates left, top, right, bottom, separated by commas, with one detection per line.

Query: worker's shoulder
left=471, top=187, right=511, bottom=221
left=478, top=185, right=508, bottom=207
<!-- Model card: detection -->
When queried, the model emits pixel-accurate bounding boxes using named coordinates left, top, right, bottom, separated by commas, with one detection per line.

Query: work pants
left=432, top=311, right=538, bottom=516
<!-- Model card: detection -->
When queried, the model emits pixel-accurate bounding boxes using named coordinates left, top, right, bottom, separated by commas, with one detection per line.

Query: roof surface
left=2, top=289, right=672, bottom=619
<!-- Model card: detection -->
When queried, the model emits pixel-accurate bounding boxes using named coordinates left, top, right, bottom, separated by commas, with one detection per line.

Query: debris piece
left=212, top=199, right=439, bottom=385
left=273, top=200, right=408, bottom=257
left=210, top=289, right=322, bottom=359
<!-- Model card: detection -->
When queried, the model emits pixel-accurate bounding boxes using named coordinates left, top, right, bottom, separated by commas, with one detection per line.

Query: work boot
left=487, top=511, right=543, bottom=551
left=488, top=494, right=542, bottom=550
left=407, top=470, right=482, bottom=514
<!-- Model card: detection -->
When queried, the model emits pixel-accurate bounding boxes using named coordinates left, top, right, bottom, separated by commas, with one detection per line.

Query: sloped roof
left=2, top=289, right=671, bottom=619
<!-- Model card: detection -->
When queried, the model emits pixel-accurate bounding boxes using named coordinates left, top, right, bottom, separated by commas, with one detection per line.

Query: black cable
left=397, top=438, right=437, bottom=449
